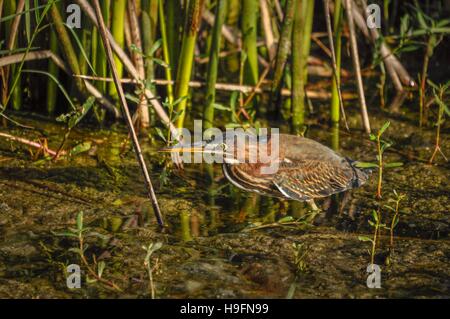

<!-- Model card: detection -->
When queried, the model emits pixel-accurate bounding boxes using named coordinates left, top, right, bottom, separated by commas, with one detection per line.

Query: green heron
left=162, top=133, right=370, bottom=210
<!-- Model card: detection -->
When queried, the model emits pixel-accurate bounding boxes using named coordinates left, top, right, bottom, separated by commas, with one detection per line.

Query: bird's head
left=160, top=131, right=279, bottom=168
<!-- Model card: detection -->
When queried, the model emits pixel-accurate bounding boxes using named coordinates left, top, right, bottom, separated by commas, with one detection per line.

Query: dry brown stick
left=244, top=62, right=272, bottom=107
left=203, top=7, right=269, bottom=68
left=202, top=8, right=241, bottom=47
left=323, top=0, right=349, bottom=131
left=75, top=0, right=179, bottom=142
left=0, top=132, right=64, bottom=156
left=260, top=0, right=277, bottom=61
left=344, top=0, right=415, bottom=89
left=74, top=74, right=358, bottom=100
left=93, top=0, right=164, bottom=228
left=273, top=0, right=284, bottom=21
left=344, top=0, right=371, bottom=133
left=0, top=50, right=118, bottom=117
left=311, top=33, right=332, bottom=58
left=127, top=0, right=149, bottom=128
left=6, top=0, right=25, bottom=51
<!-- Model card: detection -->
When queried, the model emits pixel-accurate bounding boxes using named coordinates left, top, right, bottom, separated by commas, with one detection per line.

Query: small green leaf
left=69, top=247, right=82, bottom=254
left=393, top=216, right=400, bottom=227
left=278, top=216, right=295, bottom=223
left=149, top=39, right=163, bottom=57
left=52, top=231, right=78, bottom=238
left=372, top=210, right=379, bottom=222
left=155, top=127, right=167, bottom=142
left=385, top=162, right=403, bottom=168
left=150, top=242, right=163, bottom=254
left=76, top=212, right=84, bottom=232
left=97, top=261, right=106, bottom=278
left=355, top=162, right=379, bottom=169
left=379, top=121, right=390, bottom=135
left=369, top=133, right=377, bottom=141
left=358, top=236, right=373, bottom=243
left=70, top=141, right=92, bottom=156
left=152, top=58, right=169, bottom=68
left=213, top=103, right=231, bottom=111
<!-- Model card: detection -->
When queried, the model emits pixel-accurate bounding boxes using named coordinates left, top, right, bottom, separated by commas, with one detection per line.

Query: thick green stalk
left=225, top=0, right=240, bottom=73
left=203, top=0, right=227, bottom=129
left=158, top=0, right=174, bottom=104
left=165, top=0, right=182, bottom=79
left=49, top=2, right=85, bottom=95
left=95, top=0, right=110, bottom=93
left=78, top=16, right=91, bottom=76
left=241, top=0, right=259, bottom=86
left=292, top=0, right=314, bottom=132
left=91, top=26, right=98, bottom=72
left=271, top=0, right=296, bottom=100
left=46, top=26, right=60, bottom=114
left=108, top=0, right=127, bottom=100
left=330, top=0, right=342, bottom=124
left=301, top=0, right=314, bottom=84
left=174, top=0, right=204, bottom=128
left=291, top=0, right=306, bottom=132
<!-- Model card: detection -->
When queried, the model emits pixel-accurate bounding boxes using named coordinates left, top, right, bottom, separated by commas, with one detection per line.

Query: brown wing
left=222, top=163, right=285, bottom=198
left=273, top=158, right=356, bottom=201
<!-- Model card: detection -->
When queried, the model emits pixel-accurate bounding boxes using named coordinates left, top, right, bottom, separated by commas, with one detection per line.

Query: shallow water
left=0, top=109, right=449, bottom=298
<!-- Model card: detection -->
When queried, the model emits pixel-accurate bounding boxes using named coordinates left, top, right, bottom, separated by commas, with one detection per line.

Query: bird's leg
left=306, top=199, right=320, bottom=211
left=338, top=191, right=351, bottom=214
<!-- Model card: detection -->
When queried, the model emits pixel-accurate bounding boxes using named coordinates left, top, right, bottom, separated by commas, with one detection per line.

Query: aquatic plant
left=142, top=242, right=163, bottom=299
left=357, top=121, right=403, bottom=199
left=56, top=211, right=122, bottom=291
left=427, top=80, right=449, bottom=164
left=384, top=189, right=406, bottom=252
left=359, top=209, right=388, bottom=266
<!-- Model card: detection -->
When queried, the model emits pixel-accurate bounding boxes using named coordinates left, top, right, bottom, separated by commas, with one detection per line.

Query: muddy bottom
left=0, top=110, right=449, bottom=298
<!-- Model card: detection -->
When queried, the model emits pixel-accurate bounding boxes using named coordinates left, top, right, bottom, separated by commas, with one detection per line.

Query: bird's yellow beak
left=159, top=141, right=207, bottom=154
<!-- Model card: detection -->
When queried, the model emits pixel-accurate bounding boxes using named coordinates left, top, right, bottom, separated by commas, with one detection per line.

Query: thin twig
left=260, top=0, right=277, bottom=61
left=323, top=0, right=349, bottom=131
left=344, top=0, right=371, bottom=133
left=75, top=0, right=180, bottom=142
left=0, top=132, right=64, bottom=156
left=74, top=75, right=358, bottom=100
left=127, top=0, right=149, bottom=128
left=0, top=50, right=119, bottom=117
left=93, top=0, right=165, bottom=228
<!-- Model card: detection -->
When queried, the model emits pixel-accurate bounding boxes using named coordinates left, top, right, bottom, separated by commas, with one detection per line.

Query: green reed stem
left=108, top=0, right=127, bottom=100
left=174, top=0, right=204, bottom=128
left=78, top=15, right=91, bottom=76
left=46, top=25, right=59, bottom=114
left=94, top=0, right=109, bottom=94
left=241, top=0, right=259, bottom=86
left=271, top=0, right=296, bottom=100
left=203, top=0, right=227, bottom=129
left=292, top=0, right=306, bottom=132
left=49, top=2, right=85, bottom=95
left=330, top=0, right=342, bottom=124
left=165, top=0, right=182, bottom=79
left=225, top=0, right=240, bottom=73
left=158, top=0, right=174, bottom=105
